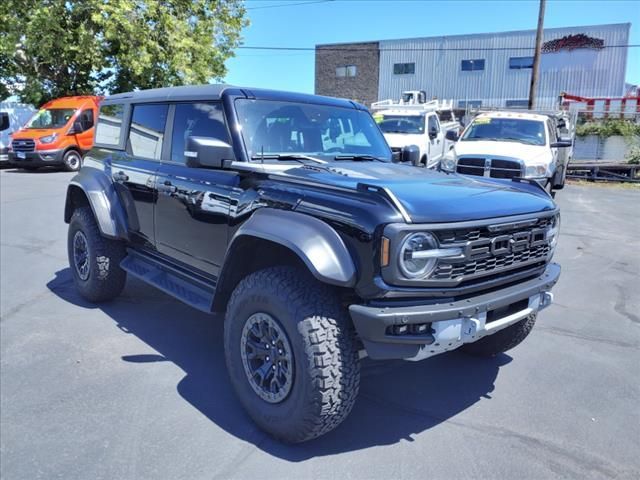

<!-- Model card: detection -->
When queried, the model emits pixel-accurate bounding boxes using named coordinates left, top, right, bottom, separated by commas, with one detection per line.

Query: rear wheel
left=461, top=313, right=537, bottom=357
left=63, top=150, right=82, bottom=172
left=224, top=266, right=360, bottom=443
left=67, top=207, right=127, bottom=302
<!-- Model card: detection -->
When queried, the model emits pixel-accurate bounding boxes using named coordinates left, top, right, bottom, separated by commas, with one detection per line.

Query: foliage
left=626, top=146, right=640, bottom=165
left=575, top=119, right=640, bottom=138
left=0, top=0, right=247, bottom=106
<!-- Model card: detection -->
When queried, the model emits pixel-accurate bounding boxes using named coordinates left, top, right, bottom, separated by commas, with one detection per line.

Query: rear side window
left=128, top=104, right=169, bottom=160
left=95, top=104, right=124, bottom=146
left=170, top=103, right=228, bottom=164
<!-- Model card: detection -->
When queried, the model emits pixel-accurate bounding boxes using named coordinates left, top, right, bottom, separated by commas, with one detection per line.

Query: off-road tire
left=67, top=207, right=126, bottom=302
left=460, top=313, right=537, bottom=357
left=63, top=149, right=82, bottom=172
left=224, top=266, right=360, bottom=443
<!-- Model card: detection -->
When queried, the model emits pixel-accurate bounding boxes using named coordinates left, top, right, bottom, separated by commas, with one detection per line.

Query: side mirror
left=0, top=112, right=9, bottom=131
left=400, top=144, right=420, bottom=165
left=445, top=130, right=459, bottom=142
left=428, top=126, right=438, bottom=139
left=550, top=139, right=572, bottom=148
left=185, top=136, right=234, bottom=168
left=71, top=120, right=83, bottom=134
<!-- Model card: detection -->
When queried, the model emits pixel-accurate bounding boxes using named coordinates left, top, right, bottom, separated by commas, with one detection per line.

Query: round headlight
left=524, top=164, right=549, bottom=178
left=399, top=232, right=438, bottom=278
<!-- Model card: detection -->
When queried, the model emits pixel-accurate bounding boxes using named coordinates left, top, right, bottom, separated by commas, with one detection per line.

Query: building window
left=336, top=65, right=357, bottom=77
left=506, top=99, right=529, bottom=108
left=393, top=62, right=415, bottom=75
left=458, top=100, right=482, bottom=109
left=509, top=57, right=534, bottom=69
left=461, top=59, right=485, bottom=71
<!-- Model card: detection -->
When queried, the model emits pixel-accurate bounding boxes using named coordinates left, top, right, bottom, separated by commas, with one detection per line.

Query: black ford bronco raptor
left=64, top=85, right=560, bottom=443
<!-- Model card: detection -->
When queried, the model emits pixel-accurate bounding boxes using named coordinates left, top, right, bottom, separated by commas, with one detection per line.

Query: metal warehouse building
left=315, top=23, right=631, bottom=109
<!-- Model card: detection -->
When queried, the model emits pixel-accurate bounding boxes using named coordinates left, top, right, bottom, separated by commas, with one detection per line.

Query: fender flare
left=227, top=208, right=357, bottom=287
left=64, top=167, right=129, bottom=240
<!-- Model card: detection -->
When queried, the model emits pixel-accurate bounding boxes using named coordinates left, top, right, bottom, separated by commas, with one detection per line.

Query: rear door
left=109, top=103, right=168, bottom=249
left=154, top=102, right=240, bottom=277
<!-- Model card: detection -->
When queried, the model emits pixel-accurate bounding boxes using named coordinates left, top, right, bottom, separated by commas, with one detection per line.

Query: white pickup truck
left=441, top=110, right=574, bottom=194
left=372, top=91, right=461, bottom=168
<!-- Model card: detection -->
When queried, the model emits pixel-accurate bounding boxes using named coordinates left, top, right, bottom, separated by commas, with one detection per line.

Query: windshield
left=376, top=114, right=425, bottom=134
left=25, top=108, right=76, bottom=129
left=234, top=99, right=391, bottom=161
left=461, top=117, right=546, bottom=146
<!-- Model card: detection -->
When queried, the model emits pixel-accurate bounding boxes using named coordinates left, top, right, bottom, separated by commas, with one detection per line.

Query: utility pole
left=528, top=0, right=546, bottom=110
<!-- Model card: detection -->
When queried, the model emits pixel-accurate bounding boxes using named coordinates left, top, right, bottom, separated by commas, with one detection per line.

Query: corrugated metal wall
left=377, top=23, right=630, bottom=109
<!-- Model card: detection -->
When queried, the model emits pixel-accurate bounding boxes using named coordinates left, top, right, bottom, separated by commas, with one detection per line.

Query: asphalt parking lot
left=1, top=167, right=639, bottom=479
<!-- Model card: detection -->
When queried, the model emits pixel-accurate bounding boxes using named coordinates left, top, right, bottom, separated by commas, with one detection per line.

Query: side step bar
left=120, top=250, right=216, bottom=313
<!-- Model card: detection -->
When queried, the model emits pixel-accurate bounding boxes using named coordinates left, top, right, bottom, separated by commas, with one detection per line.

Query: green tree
left=0, top=0, right=247, bottom=106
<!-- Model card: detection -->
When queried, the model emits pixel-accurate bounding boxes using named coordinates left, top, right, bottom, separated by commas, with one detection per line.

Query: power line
left=239, top=44, right=640, bottom=52
left=246, top=0, right=334, bottom=10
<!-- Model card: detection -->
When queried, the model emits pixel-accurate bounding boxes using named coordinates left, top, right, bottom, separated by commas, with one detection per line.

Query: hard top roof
left=102, top=84, right=364, bottom=110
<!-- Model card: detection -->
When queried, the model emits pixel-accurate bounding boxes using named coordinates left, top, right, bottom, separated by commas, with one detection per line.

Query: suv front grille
left=11, top=139, right=35, bottom=153
left=457, top=157, right=522, bottom=179
left=430, top=216, right=554, bottom=282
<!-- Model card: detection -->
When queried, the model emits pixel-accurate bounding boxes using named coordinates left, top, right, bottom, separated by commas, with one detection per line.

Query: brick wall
left=315, top=42, right=380, bottom=108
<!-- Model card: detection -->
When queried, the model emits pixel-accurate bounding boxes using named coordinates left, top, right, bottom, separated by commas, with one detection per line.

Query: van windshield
left=25, top=108, right=76, bottom=129
left=234, top=99, right=392, bottom=162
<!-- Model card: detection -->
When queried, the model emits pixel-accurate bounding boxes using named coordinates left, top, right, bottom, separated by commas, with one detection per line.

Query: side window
left=95, top=104, right=124, bottom=146
left=428, top=115, right=440, bottom=133
left=79, top=109, right=94, bottom=130
left=128, top=104, right=169, bottom=160
left=170, top=103, right=229, bottom=164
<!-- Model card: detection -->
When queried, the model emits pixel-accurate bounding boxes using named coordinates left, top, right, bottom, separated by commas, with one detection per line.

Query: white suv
left=441, top=111, right=572, bottom=193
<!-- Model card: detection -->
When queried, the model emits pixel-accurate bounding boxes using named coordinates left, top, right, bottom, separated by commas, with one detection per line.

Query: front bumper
left=8, top=149, right=64, bottom=167
left=349, top=263, right=560, bottom=360
left=0, top=147, right=8, bottom=163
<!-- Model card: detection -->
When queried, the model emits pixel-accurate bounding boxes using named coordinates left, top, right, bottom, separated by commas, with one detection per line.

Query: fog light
left=393, top=325, right=409, bottom=335
left=411, top=323, right=429, bottom=334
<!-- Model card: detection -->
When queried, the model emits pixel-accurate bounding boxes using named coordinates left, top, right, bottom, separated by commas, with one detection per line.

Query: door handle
left=113, top=171, right=129, bottom=183
left=159, top=180, right=177, bottom=194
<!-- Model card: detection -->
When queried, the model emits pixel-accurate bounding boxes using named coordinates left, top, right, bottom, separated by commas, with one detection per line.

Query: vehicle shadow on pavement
left=47, top=268, right=511, bottom=460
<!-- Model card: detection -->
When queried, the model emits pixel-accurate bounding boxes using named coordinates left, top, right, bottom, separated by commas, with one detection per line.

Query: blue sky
left=225, top=0, right=640, bottom=93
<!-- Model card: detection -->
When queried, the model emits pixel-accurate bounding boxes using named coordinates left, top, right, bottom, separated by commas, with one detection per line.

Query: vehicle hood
left=454, top=140, right=549, bottom=163
left=10, top=128, right=66, bottom=140
left=277, top=162, right=556, bottom=223
left=383, top=133, right=425, bottom=149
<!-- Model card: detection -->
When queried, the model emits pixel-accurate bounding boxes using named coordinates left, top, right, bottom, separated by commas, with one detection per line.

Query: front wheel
left=461, top=313, right=537, bottom=357
left=224, top=266, right=360, bottom=443
left=63, top=150, right=82, bottom=172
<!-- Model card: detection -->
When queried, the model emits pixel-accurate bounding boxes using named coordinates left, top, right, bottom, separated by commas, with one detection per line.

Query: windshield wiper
left=500, top=137, right=539, bottom=145
left=334, top=154, right=386, bottom=162
left=250, top=153, right=327, bottom=164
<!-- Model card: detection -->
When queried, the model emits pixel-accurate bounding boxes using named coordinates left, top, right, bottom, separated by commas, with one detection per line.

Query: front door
left=74, top=108, right=96, bottom=152
left=154, top=102, right=239, bottom=277
left=427, top=114, right=444, bottom=167
left=111, top=103, right=168, bottom=249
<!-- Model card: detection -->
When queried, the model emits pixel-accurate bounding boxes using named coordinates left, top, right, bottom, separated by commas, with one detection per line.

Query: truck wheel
left=224, top=266, right=360, bottom=443
left=63, top=150, right=82, bottom=172
left=67, top=207, right=127, bottom=302
left=460, top=313, right=537, bottom=357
